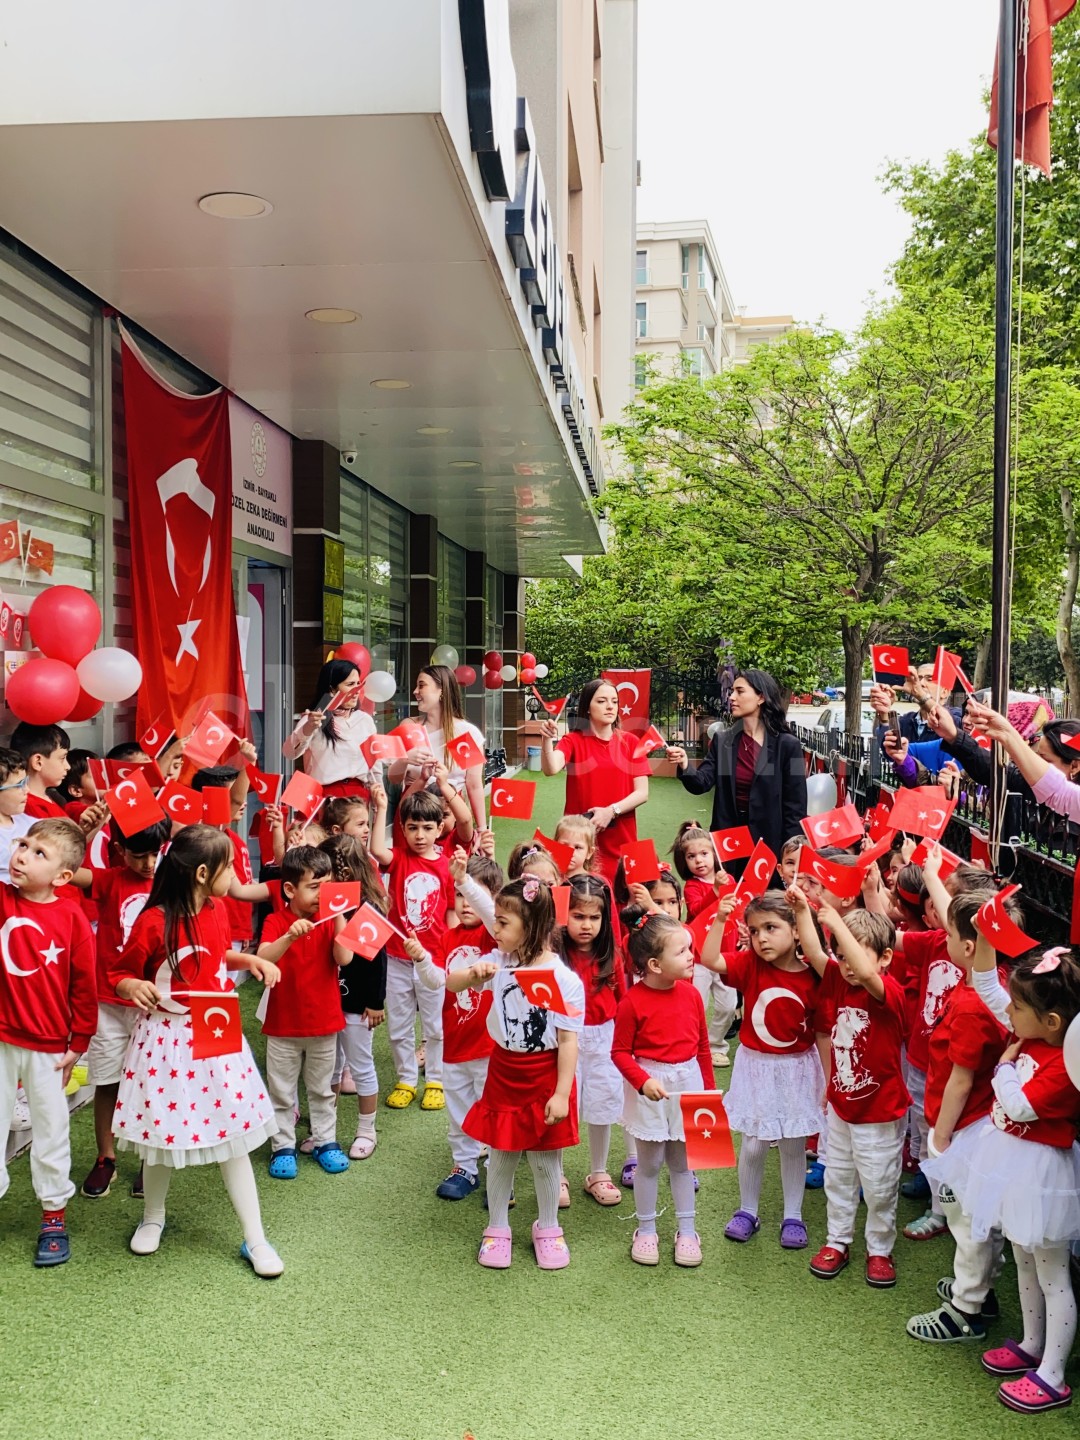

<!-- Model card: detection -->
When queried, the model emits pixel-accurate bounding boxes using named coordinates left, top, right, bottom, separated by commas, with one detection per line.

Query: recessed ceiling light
left=306, top=307, right=359, bottom=324
left=474, top=486, right=499, bottom=494
left=371, top=378, right=412, bottom=390
left=449, top=460, right=479, bottom=469
left=198, top=192, right=273, bottom=219
left=417, top=425, right=451, bottom=435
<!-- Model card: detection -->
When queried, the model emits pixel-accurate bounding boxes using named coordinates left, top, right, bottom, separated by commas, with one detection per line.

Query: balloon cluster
left=333, top=641, right=397, bottom=704
left=6, top=587, right=142, bottom=726
left=480, top=650, right=549, bottom=691
left=428, top=644, right=477, bottom=690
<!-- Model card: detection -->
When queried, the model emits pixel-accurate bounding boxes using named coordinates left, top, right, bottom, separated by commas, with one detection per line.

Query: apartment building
left=633, top=219, right=735, bottom=380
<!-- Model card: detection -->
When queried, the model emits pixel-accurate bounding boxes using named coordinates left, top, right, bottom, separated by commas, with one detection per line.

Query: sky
left=636, top=0, right=997, bottom=332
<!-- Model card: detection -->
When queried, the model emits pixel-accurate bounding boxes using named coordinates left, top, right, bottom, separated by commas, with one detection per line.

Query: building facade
left=633, top=219, right=735, bottom=381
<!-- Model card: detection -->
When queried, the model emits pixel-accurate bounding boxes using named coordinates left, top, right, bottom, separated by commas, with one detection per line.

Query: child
left=779, top=836, right=806, bottom=888
left=78, top=817, right=172, bottom=1200
left=370, top=788, right=456, bottom=1110
left=324, top=794, right=373, bottom=846
left=791, top=896, right=910, bottom=1288
left=0, top=746, right=33, bottom=885
left=190, top=755, right=259, bottom=956
left=109, top=824, right=285, bottom=1276
left=519, top=850, right=562, bottom=888
left=554, top=814, right=599, bottom=879
left=672, top=820, right=738, bottom=1068
left=507, top=840, right=556, bottom=881
left=257, top=846, right=352, bottom=1176
left=320, top=833, right=388, bottom=1159
left=405, top=851, right=503, bottom=1198
left=611, top=906, right=712, bottom=1266
left=449, top=877, right=584, bottom=1270
left=905, top=886, right=1016, bottom=1345
left=0, top=818, right=96, bottom=1265
left=961, top=939, right=1080, bottom=1414
left=560, top=875, right=627, bottom=1206
left=58, top=749, right=97, bottom=821
left=700, top=891, right=825, bottom=1248
left=10, top=722, right=71, bottom=820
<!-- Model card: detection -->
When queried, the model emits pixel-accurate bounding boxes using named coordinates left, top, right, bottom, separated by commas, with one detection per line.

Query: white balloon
left=431, top=644, right=459, bottom=669
left=1065, top=1013, right=1080, bottom=1090
left=370, top=643, right=391, bottom=666
left=805, top=772, right=838, bottom=816
left=364, top=670, right=397, bottom=703
left=534, top=663, right=549, bottom=679
left=499, top=664, right=517, bottom=682
left=76, top=647, right=143, bottom=702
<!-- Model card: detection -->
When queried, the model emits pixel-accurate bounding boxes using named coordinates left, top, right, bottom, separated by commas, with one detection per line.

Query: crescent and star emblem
left=752, top=988, right=801, bottom=1049
left=1, top=916, right=45, bottom=977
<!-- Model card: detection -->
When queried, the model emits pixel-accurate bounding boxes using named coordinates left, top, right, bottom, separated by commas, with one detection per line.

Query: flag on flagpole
left=988, top=0, right=1076, bottom=177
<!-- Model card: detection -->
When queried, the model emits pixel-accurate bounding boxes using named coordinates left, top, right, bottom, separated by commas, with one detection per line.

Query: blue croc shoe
left=437, top=1168, right=480, bottom=1200
left=901, top=1171, right=931, bottom=1202
left=311, top=1143, right=350, bottom=1174
left=33, top=1223, right=70, bottom=1268
left=268, top=1148, right=298, bottom=1180
left=805, top=1160, right=826, bottom=1189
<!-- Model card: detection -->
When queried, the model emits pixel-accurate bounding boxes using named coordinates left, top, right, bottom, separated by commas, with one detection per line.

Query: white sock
left=778, top=1137, right=807, bottom=1221
left=737, top=1134, right=770, bottom=1216
left=588, top=1123, right=611, bottom=1176
left=1032, top=1244, right=1076, bottom=1391
left=220, top=1155, right=266, bottom=1248
left=355, top=1110, right=376, bottom=1137
left=667, top=1140, right=696, bottom=1236
left=141, top=1161, right=171, bottom=1227
left=486, top=1148, right=519, bottom=1228
left=634, top=1139, right=665, bottom=1235
left=527, top=1149, right=563, bottom=1229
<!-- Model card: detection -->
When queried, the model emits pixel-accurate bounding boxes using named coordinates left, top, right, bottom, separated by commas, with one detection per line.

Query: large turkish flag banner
left=121, top=332, right=248, bottom=739
left=601, top=669, right=651, bottom=733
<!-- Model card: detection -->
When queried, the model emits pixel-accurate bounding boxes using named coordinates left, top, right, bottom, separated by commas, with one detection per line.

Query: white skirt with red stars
left=113, top=1011, right=275, bottom=1169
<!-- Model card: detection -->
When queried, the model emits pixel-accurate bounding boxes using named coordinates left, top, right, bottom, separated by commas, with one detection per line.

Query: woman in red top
left=539, top=680, right=650, bottom=885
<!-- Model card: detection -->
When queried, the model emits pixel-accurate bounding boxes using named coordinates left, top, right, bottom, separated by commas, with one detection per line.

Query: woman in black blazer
left=668, top=670, right=808, bottom=869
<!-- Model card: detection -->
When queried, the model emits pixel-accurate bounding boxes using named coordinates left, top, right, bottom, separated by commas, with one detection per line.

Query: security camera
left=341, top=449, right=358, bottom=466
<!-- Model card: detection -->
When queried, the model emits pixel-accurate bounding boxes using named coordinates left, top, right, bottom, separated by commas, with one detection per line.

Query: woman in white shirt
left=388, top=664, right=487, bottom=827
left=282, top=658, right=376, bottom=797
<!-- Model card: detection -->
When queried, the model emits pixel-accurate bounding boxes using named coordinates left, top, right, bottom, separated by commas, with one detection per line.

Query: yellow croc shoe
left=420, top=1082, right=445, bottom=1111
left=385, top=1083, right=416, bottom=1110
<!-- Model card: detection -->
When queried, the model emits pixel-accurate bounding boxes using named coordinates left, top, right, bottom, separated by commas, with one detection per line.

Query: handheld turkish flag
left=446, top=731, right=486, bottom=770
left=711, top=826, right=754, bottom=862
left=490, top=777, right=535, bottom=820
left=974, top=884, right=1038, bottom=958
left=360, top=733, right=407, bottom=767
left=531, top=687, right=567, bottom=719
left=679, top=1091, right=737, bottom=1169
left=601, top=668, right=651, bottom=733
left=201, top=787, right=232, bottom=826
left=324, top=683, right=362, bottom=715
left=552, top=885, right=571, bottom=926
left=797, top=847, right=865, bottom=900
left=24, top=534, right=54, bottom=575
left=621, top=838, right=661, bottom=885
left=858, top=830, right=898, bottom=868
left=87, top=758, right=109, bottom=798
left=337, top=903, right=399, bottom=960
left=250, top=810, right=277, bottom=866
left=865, top=803, right=894, bottom=842
left=105, top=770, right=167, bottom=837
left=688, top=896, right=724, bottom=955
left=801, top=802, right=865, bottom=850
left=910, top=839, right=963, bottom=882
left=930, top=646, right=974, bottom=696
left=318, top=881, right=363, bottom=919
left=158, top=779, right=202, bottom=827
left=871, top=645, right=910, bottom=688
left=390, top=721, right=429, bottom=751
left=888, top=785, right=956, bottom=841
left=280, top=771, right=324, bottom=821
left=185, top=710, right=235, bottom=771
left=513, top=968, right=582, bottom=1018
left=633, top=723, right=667, bottom=760
left=0, top=518, right=19, bottom=565
left=140, top=716, right=177, bottom=761
left=245, top=765, right=282, bottom=807
left=737, top=839, right=777, bottom=900
left=189, top=990, right=243, bottom=1060
left=989, top=0, right=1075, bottom=178
left=969, top=830, right=992, bottom=868
left=534, top=831, right=576, bottom=874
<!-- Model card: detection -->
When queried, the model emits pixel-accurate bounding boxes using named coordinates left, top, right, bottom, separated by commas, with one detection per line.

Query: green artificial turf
left=0, top=777, right=1068, bottom=1438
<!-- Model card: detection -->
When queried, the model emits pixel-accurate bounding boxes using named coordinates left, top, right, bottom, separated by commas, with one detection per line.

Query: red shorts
left=464, top=1045, right=579, bottom=1152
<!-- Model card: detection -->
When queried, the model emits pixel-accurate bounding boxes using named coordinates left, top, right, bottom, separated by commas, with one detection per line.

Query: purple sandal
left=724, top=1209, right=760, bottom=1242
left=780, top=1218, right=808, bottom=1249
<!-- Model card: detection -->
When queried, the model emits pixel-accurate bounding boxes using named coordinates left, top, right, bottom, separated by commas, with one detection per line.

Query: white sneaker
left=10, top=1090, right=31, bottom=1132
left=130, top=1220, right=165, bottom=1255
left=241, top=1241, right=284, bottom=1278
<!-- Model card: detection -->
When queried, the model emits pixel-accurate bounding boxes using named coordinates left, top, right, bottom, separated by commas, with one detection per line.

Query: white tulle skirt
left=723, top=1045, right=825, bottom=1141
left=622, top=1058, right=704, bottom=1143
left=577, top=1020, right=624, bottom=1125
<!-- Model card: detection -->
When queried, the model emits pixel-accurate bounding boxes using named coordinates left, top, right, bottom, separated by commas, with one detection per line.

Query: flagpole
left=989, top=0, right=1018, bottom=854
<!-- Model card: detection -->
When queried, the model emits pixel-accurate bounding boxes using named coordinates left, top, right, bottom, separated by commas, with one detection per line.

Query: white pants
left=385, top=958, right=443, bottom=1086
left=940, top=1184, right=1005, bottom=1315
left=0, top=1042, right=73, bottom=1210
left=824, top=1107, right=904, bottom=1256
left=444, top=1057, right=489, bottom=1176
left=266, top=1034, right=338, bottom=1151
left=693, top=965, right=738, bottom=1054
left=334, top=1017, right=379, bottom=1096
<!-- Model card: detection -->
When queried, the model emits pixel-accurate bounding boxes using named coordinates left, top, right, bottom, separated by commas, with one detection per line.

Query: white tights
left=633, top=1139, right=696, bottom=1237
left=486, top=1148, right=562, bottom=1229
left=738, top=1134, right=807, bottom=1221
left=1014, top=1242, right=1077, bottom=1391
left=142, top=1155, right=267, bottom=1247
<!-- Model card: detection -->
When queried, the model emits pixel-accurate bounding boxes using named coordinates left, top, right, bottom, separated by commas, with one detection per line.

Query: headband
left=896, top=885, right=923, bottom=906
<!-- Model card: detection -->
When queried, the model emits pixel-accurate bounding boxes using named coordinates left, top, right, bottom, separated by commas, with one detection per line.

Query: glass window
left=635, top=250, right=649, bottom=286
left=437, top=534, right=466, bottom=654
left=634, top=356, right=647, bottom=389
left=635, top=301, right=647, bottom=338
left=698, top=247, right=716, bottom=298
left=340, top=476, right=409, bottom=711
left=484, top=564, right=504, bottom=744
left=681, top=244, right=690, bottom=290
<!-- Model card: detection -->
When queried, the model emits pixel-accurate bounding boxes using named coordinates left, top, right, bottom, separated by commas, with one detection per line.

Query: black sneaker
left=130, top=1163, right=144, bottom=1199
left=81, top=1156, right=116, bottom=1198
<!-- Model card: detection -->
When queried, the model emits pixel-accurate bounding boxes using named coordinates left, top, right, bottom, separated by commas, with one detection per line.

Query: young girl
left=672, top=820, right=737, bottom=1068
left=518, top=848, right=563, bottom=889
left=319, top=834, right=388, bottom=1159
left=507, top=840, right=557, bottom=882
left=611, top=906, right=712, bottom=1266
left=700, top=890, right=825, bottom=1248
left=554, top=814, right=599, bottom=879
left=937, top=939, right=1080, bottom=1414
left=448, top=877, right=585, bottom=1270
left=108, top=825, right=285, bottom=1276
left=560, top=875, right=626, bottom=1205
left=323, top=794, right=372, bottom=845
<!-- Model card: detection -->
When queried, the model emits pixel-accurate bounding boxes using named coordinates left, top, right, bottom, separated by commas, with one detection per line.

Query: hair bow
left=633, top=911, right=653, bottom=931
left=658, top=861, right=672, bottom=873
left=1033, top=946, right=1068, bottom=975
left=522, top=877, right=540, bottom=903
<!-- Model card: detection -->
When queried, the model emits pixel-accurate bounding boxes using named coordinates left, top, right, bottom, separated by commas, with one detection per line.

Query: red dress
left=556, top=729, right=650, bottom=884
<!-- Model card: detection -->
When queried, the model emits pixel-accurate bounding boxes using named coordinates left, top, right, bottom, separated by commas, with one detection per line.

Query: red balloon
left=483, top=651, right=503, bottom=671
left=65, top=687, right=105, bottom=723
left=335, top=643, right=371, bottom=681
left=483, top=670, right=504, bottom=690
left=28, top=586, right=101, bottom=667
left=7, top=658, right=80, bottom=726
left=454, top=664, right=477, bottom=687
left=520, top=652, right=537, bottom=670
left=519, top=666, right=537, bottom=685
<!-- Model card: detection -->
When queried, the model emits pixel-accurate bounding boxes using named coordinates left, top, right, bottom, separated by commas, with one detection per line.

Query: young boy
left=0, top=817, right=96, bottom=1265
left=370, top=788, right=456, bottom=1111
left=190, top=751, right=259, bottom=954
left=0, top=746, right=33, bottom=885
left=792, top=896, right=910, bottom=1288
left=257, top=846, right=352, bottom=1177
left=406, top=850, right=504, bottom=1199
left=10, top=723, right=108, bottom=838
left=76, top=817, right=172, bottom=1200
left=905, top=879, right=1018, bottom=1345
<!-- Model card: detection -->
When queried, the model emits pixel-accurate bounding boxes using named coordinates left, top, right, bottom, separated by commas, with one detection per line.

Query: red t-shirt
left=818, top=964, right=910, bottom=1124
left=684, top=877, right=719, bottom=921
left=556, top=729, right=650, bottom=878
left=992, top=1040, right=1080, bottom=1148
left=431, top=922, right=497, bottom=1064
left=0, top=881, right=97, bottom=1053
left=90, top=866, right=154, bottom=1006
left=611, top=980, right=712, bottom=1091
left=25, top=793, right=69, bottom=820
left=259, top=909, right=345, bottom=1038
left=222, top=828, right=254, bottom=942
left=110, top=898, right=234, bottom=999
left=924, top=981, right=1007, bottom=1134
left=566, top=943, right=628, bottom=1027
left=722, top=949, right=822, bottom=1055
left=904, top=929, right=963, bottom=1072
left=385, top=849, right=454, bottom=962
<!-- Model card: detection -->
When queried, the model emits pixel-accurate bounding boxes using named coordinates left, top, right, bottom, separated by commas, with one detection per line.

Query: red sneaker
left=866, top=1254, right=897, bottom=1288
left=809, top=1244, right=849, bottom=1278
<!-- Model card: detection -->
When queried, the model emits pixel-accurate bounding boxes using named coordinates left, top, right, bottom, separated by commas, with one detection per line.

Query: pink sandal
left=998, top=1372, right=1071, bottom=1414
left=631, top=1229, right=659, bottom=1266
left=674, top=1232, right=703, bottom=1267
left=531, top=1222, right=570, bottom=1270
left=982, top=1340, right=1040, bottom=1376
left=583, top=1173, right=622, bottom=1206
left=477, top=1226, right=512, bottom=1269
